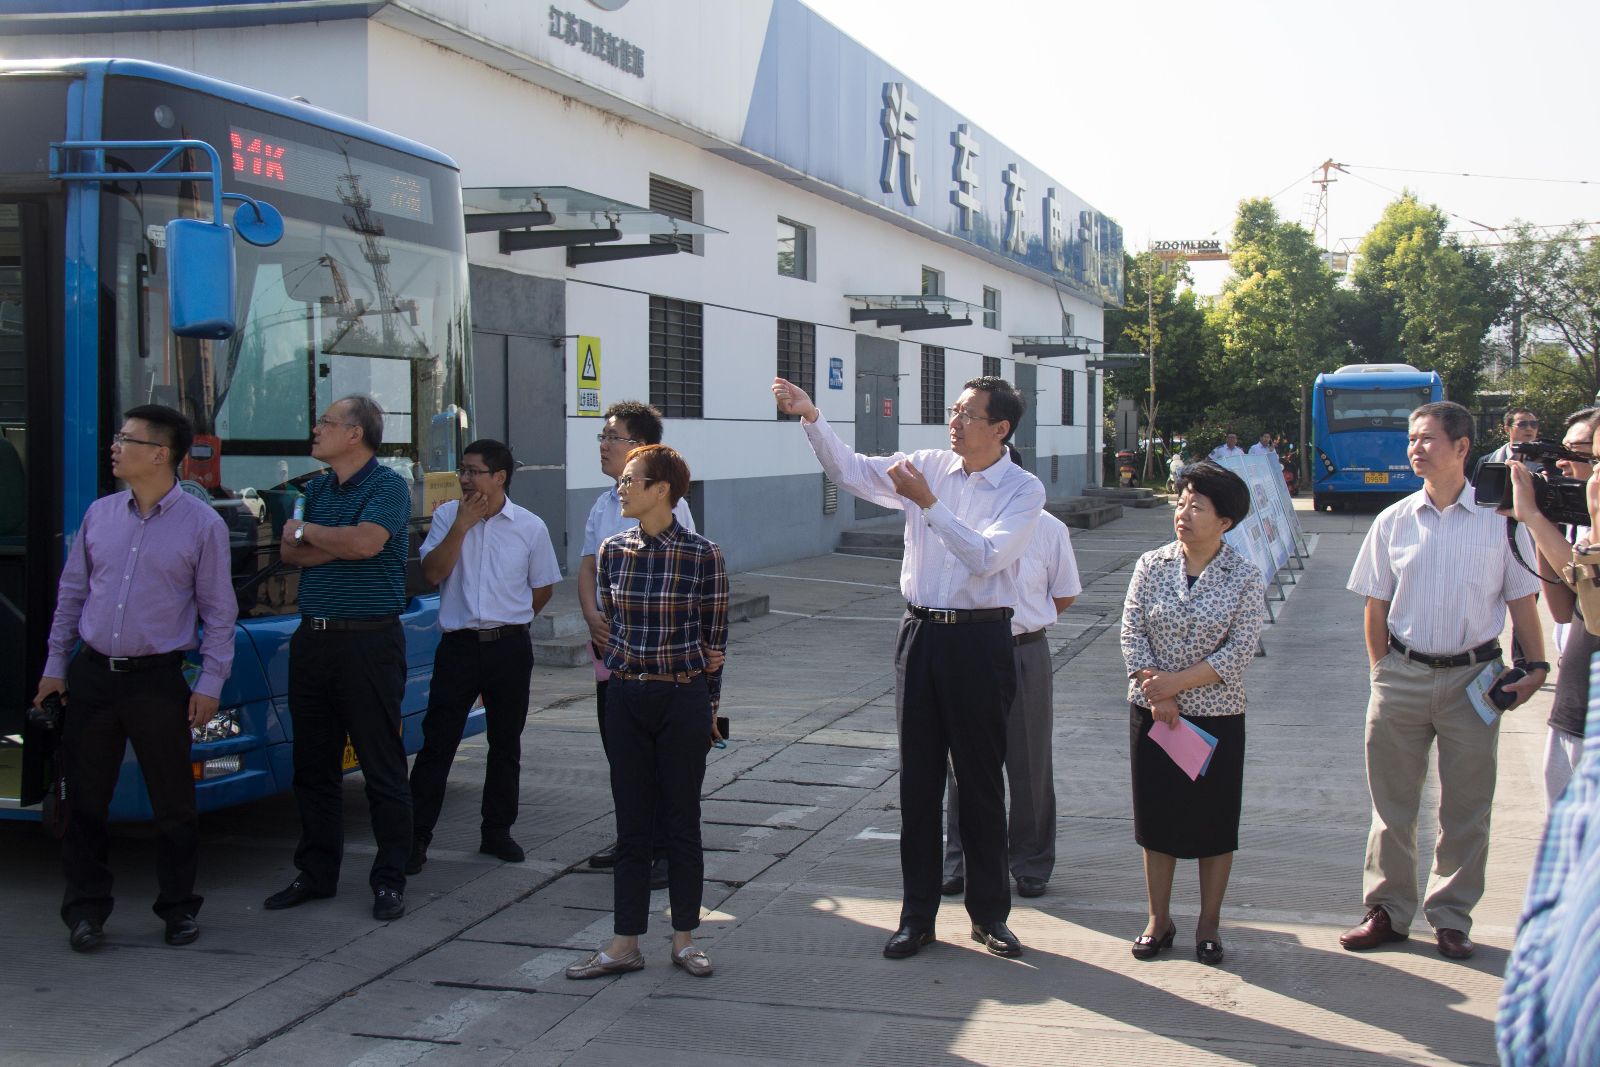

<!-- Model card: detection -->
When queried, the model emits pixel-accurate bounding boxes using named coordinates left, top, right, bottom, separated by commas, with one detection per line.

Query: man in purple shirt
left=34, top=404, right=236, bottom=953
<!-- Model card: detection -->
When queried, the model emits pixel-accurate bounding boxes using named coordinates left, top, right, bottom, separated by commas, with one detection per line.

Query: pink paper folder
left=1149, top=719, right=1220, bottom=781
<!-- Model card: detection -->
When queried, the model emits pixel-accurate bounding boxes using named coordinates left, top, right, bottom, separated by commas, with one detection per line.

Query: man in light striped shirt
left=1342, top=400, right=1547, bottom=961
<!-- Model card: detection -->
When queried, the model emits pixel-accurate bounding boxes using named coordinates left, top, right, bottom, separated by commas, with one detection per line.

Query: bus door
left=0, top=200, right=58, bottom=807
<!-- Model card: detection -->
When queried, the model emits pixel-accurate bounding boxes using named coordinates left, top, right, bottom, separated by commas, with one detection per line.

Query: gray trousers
left=944, top=635, right=1056, bottom=882
left=1363, top=651, right=1500, bottom=935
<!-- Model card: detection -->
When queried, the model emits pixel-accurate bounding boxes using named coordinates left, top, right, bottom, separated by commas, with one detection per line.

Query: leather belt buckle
left=1425, top=654, right=1456, bottom=669
left=928, top=608, right=957, bottom=624
left=107, top=656, right=132, bottom=673
left=310, top=617, right=329, bottom=632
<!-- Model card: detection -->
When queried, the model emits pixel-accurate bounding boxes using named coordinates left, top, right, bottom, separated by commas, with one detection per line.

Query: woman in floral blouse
left=1120, top=461, right=1265, bottom=965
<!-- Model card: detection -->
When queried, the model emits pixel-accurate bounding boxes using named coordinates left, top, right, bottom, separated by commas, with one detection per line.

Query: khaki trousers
left=1362, top=651, right=1500, bottom=935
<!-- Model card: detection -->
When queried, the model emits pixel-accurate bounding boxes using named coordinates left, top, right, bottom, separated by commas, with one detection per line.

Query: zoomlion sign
left=1152, top=238, right=1227, bottom=261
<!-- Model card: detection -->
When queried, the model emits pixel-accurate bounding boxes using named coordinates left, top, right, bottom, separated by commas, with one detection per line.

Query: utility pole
left=1143, top=257, right=1160, bottom=482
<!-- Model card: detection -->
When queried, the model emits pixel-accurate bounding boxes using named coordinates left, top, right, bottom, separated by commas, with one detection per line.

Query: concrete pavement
left=0, top=499, right=1552, bottom=1066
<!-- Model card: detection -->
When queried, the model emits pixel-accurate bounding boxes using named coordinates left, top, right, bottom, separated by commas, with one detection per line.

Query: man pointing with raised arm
left=773, top=374, right=1044, bottom=960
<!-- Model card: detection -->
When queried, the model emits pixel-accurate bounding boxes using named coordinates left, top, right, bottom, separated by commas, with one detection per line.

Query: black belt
left=303, top=615, right=399, bottom=632
left=446, top=624, right=527, bottom=643
left=81, top=647, right=185, bottom=674
left=907, top=604, right=1013, bottom=625
left=1014, top=629, right=1046, bottom=647
left=1389, top=634, right=1501, bottom=669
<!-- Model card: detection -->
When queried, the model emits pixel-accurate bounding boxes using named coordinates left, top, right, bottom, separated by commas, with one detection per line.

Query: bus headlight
left=192, top=755, right=242, bottom=780
left=192, top=707, right=242, bottom=743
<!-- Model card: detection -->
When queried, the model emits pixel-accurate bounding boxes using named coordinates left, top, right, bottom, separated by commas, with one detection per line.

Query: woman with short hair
left=1120, top=460, right=1265, bottom=965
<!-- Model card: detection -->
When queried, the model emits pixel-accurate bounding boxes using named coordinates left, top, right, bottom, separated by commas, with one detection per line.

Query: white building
left=3, top=0, right=1124, bottom=571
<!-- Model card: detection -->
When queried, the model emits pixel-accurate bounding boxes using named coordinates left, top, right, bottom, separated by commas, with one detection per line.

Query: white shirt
left=1248, top=443, right=1277, bottom=457
left=421, top=498, right=562, bottom=631
left=1211, top=444, right=1247, bottom=460
left=1347, top=482, right=1540, bottom=655
left=1012, top=511, right=1083, bottom=634
left=802, top=413, right=1044, bottom=609
left=580, top=486, right=696, bottom=611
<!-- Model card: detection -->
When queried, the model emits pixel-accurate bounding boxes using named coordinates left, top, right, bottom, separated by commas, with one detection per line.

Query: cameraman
left=1504, top=408, right=1600, bottom=807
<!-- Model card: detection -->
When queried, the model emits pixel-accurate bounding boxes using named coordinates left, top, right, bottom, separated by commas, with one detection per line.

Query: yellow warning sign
left=577, top=335, right=601, bottom=416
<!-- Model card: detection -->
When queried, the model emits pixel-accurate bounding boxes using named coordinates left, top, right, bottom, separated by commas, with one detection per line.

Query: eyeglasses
left=456, top=466, right=493, bottom=478
left=111, top=433, right=164, bottom=448
left=947, top=405, right=996, bottom=426
left=616, top=475, right=657, bottom=489
left=1513, top=419, right=1540, bottom=429
left=596, top=433, right=640, bottom=445
left=316, top=416, right=357, bottom=430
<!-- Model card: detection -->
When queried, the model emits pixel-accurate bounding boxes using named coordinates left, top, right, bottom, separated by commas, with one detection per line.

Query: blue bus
left=1310, top=364, right=1444, bottom=512
left=0, top=59, right=483, bottom=821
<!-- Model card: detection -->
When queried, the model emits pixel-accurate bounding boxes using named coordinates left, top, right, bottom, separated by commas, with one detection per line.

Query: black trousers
left=605, top=676, right=710, bottom=935
left=596, top=678, right=669, bottom=858
left=59, top=651, right=201, bottom=927
left=895, top=613, right=1015, bottom=929
left=410, top=628, right=534, bottom=841
left=287, top=623, right=411, bottom=894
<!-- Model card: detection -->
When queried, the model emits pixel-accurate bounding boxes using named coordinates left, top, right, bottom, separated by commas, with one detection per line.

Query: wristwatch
left=293, top=523, right=306, bottom=545
left=1515, top=659, right=1550, bottom=673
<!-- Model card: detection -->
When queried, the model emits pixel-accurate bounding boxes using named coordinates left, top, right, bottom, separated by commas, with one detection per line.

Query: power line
left=1341, top=168, right=1500, bottom=231
left=1346, top=163, right=1600, bottom=188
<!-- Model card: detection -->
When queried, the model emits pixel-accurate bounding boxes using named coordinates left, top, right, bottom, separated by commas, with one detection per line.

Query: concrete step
left=529, top=611, right=588, bottom=639
left=1082, top=485, right=1156, bottom=501
left=835, top=544, right=904, bottom=560
left=531, top=592, right=771, bottom=668
left=1047, top=499, right=1123, bottom=529
left=838, top=530, right=904, bottom=549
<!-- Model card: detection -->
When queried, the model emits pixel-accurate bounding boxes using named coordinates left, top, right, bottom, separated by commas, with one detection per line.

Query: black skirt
left=1129, top=703, right=1245, bottom=859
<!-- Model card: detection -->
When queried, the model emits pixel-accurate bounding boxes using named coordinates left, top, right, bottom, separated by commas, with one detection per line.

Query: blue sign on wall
left=828, top=357, right=843, bottom=390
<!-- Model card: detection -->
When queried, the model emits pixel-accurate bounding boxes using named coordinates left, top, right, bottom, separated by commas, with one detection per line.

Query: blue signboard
left=828, top=356, right=843, bottom=390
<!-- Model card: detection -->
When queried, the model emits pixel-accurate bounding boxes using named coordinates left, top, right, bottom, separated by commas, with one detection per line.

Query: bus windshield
left=98, top=92, right=470, bottom=617
left=1322, top=386, right=1435, bottom=435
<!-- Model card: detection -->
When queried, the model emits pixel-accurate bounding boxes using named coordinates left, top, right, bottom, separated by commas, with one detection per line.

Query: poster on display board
left=1218, top=455, right=1296, bottom=581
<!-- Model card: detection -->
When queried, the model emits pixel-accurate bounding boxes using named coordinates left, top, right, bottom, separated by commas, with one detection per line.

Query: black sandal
left=1196, top=938, right=1224, bottom=965
left=1131, top=924, right=1176, bottom=960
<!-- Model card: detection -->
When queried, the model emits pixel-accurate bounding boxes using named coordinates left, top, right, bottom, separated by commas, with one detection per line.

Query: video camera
left=1472, top=440, right=1591, bottom=527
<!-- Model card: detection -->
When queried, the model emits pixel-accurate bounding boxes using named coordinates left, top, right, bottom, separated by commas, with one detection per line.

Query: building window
left=982, top=356, right=1001, bottom=378
left=649, top=174, right=699, bottom=254
left=1061, top=311, right=1076, bottom=336
left=777, top=217, right=812, bottom=280
left=921, top=266, right=944, bottom=296
left=1062, top=368, right=1075, bottom=425
left=921, top=345, right=945, bottom=424
left=982, top=286, right=1001, bottom=330
left=649, top=295, right=703, bottom=418
left=776, top=319, right=816, bottom=421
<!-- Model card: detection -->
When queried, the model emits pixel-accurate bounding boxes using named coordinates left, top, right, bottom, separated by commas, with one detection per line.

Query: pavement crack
left=350, top=1031, right=462, bottom=1046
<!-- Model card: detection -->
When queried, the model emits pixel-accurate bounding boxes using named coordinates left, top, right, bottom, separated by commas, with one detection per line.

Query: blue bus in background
left=1310, top=364, right=1444, bottom=512
left=0, top=59, right=483, bottom=822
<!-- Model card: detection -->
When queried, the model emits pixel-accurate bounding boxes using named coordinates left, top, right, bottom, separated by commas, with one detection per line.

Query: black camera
left=1472, top=440, right=1590, bottom=527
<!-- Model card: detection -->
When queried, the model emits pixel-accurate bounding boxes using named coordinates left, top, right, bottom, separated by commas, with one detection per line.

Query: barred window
left=982, top=356, right=1001, bottom=378
left=921, top=345, right=946, bottom=424
left=649, top=295, right=703, bottom=418
left=1062, top=368, right=1075, bottom=425
left=649, top=174, right=698, bottom=254
left=776, top=320, right=816, bottom=421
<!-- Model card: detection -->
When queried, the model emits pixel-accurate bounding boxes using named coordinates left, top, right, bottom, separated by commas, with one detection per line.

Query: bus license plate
left=341, top=740, right=359, bottom=771
left=1364, top=472, right=1389, bottom=485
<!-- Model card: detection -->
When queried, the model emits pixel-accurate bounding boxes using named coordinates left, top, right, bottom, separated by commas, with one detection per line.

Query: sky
left=801, top=0, right=1600, bottom=293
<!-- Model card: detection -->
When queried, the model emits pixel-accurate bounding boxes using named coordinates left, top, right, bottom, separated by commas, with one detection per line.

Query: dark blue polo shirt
left=297, top=457, right=411, bottom=618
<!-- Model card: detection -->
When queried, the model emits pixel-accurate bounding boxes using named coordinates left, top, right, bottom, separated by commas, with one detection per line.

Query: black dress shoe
left=406, top=838, right=428, bottom=876
left=263, top=877, right=333, bottom=911
left=649, top=856, right=669, bottom=890
left=883, top=925, right=936, bottom=959
left=1196, top=938, right=1224, bottom=965
left=68, top=919, right=103, bottom=953
left=588, top=842, right=620, bottom=869
left=1131, top=924, right=1176, bottom=960
left=479, top=833, right=525, bottom=863
left=940, top=876, right=965, bottom=896
left=1015, top=876, right=1047, bottom=898
left=164, top=916, right=200, bottom=946
left=971, top=921, right=1023, bottom=957
left=372, top=887, right=405, bottom=921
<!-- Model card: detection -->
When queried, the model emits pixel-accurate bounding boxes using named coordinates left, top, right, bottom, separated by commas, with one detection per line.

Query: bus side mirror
left=165, top=218, right=237, bottom=339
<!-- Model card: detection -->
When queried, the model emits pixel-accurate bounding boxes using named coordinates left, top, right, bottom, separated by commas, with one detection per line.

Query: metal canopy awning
left=463, top=186, right=726, bottom=266
left=845, top=294, right=975, bottom=332
left=1010, top=334, right=1105, bottom=358
left=1086, top=352, right=1149, bottom=370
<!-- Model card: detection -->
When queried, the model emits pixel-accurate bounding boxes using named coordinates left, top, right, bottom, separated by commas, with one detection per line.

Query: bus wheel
left=1313, top=494, right=1327, bottom=513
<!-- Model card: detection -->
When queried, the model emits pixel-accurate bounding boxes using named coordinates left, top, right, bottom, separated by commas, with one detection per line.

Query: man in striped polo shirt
left=264, top=395, right=415, bottom=922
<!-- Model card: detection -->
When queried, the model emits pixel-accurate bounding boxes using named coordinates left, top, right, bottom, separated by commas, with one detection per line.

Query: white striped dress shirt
left=802, top=413, right=1044, bottom=610
left=1347, top=483, right=1540, bottom=656
left=1011, top=511, right=1082, bottom=634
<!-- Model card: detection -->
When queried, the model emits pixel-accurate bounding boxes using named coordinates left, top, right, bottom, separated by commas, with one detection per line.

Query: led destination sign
left=229, top=126, right=434, bottom=224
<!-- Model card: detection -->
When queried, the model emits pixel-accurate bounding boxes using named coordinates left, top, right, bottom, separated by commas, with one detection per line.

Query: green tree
left=1206, top=198, right=1339, bottom=430
left=1501, top=342, right=1594, bottom=427
left=1345, top=193, right=1504, bottom=403
left=1497, top=221, right=1600, bottom=405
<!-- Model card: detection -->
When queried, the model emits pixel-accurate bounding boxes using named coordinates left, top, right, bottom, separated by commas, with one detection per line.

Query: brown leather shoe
left=671, top=945, right=714, bottom=977
left=564, top=947, right=645, bottom=980
left=1339, top=906, right=1409, bottom=951
left=1435, top=928, right=1475, bottom=960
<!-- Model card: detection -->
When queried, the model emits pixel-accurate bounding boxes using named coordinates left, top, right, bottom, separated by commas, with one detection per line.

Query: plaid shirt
left=598, top=520, right=728, bottom=710
left=1498, top=651, right=1600, bottom=1065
